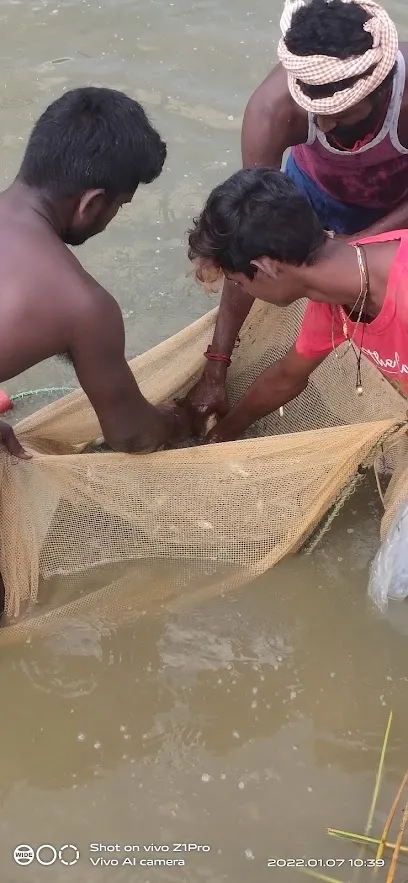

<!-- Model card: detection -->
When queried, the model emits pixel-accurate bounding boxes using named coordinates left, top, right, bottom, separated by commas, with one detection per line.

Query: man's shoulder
left=250, top=64, right=304, bottom=115
left=68, top=266, right=124, bottom=341
left=2, top=222, right=114, bottom=330
left=246, top=64, right=308, bottom=145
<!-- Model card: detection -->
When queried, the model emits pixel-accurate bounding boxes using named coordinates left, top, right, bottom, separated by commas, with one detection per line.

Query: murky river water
left=1, top=0, right=408, bottom=880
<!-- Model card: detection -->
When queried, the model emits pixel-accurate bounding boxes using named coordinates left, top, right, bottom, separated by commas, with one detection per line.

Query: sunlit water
left=1, top=0, right=408, bottom=880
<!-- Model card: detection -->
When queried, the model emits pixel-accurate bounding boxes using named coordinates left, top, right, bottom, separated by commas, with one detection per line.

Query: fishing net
left=0, top=298, right=407, bottom=642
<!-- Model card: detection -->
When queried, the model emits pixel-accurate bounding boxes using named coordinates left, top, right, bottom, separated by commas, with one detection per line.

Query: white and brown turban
left=277, top=0, right=399, bottom=115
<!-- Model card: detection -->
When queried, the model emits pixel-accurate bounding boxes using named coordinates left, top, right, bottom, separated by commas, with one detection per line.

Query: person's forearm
left=355, top=202, right=408, bottom=239
left=205, top=280, right=254, bottom=382
left=211, top=362, right=307, bottom=441
left=204, top=90, right=286, bottom=380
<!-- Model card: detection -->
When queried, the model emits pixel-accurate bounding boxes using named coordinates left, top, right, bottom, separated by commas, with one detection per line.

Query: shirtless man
left=186, top=0, right=408, bottom=438
left=0, top=86, right=191, bottom=616
left=0, top=86, right=189, bottom=455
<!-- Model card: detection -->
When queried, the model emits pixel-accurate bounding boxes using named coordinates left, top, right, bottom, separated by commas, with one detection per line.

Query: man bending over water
left=0, top=86, right=189, bottom=454
left=187, top=167, right=408, bottom=441
left=0, top=87, right=191, bottom=615
left=187, top=0, right=408, bottom=432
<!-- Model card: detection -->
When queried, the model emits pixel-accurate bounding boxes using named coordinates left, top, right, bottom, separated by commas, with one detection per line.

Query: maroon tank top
left=291, top=51, right=408, bottom=210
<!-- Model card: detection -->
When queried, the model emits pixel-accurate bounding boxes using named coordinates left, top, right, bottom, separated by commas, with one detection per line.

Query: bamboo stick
left=365, top=711, right=393, bottom=836
left=376, top=771, right=408, bottom=864
left=327, top=827, right=408, bottom=855
left=353, top=711, right=393, bottom=883
left=386, top=800, right=408, bottom=883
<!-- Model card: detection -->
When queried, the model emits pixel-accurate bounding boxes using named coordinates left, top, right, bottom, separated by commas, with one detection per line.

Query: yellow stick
left=376, top=771, right=408, bottom=864
left=386, top=800, right=408, bottom=883
left=365, top=710, right=393, bottom=836
left=327, top=828, right=408, bottom=855
left=352, top=711, right=393, bottom=883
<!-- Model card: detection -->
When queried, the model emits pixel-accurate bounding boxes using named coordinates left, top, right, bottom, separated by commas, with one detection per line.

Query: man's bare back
left=0, top=85, right=197, bottom=619
left=0, top=86, right=191, bottom=455
left=0, top=189, right=97, bottom=378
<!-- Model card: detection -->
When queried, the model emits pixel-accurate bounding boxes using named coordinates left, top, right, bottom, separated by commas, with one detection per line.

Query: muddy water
left=1, top=0, right=408, bottom=880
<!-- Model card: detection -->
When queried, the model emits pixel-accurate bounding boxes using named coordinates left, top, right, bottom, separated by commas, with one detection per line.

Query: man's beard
left=61, top=224, right=100, bottom=246
left=322, top=90, right=390, bottom=147
left=331, top=112, right=378, bottom=143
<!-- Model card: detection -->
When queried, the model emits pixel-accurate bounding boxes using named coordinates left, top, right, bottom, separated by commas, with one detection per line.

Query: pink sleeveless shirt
left=296, top=230, right=408, bottom=396
left=291, top=52, right=408, bottom=210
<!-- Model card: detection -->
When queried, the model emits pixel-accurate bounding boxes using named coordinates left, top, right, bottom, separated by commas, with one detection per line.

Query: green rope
left=304, top=470, right=366, bottom=556
left=10, top=386, right=77, bottom=402
left=303, top=420, right=407, bottom=555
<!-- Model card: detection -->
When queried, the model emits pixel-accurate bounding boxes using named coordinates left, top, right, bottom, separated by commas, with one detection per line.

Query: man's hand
left=180, top=279, right=254, bottom=438
left=181, top=371, right=229, bottom=438
left=199, top=347, right=326, bottom=445
left=0, top=420, right=31, bottom=460
left=114, top=402, right=192, bottom=454
left=83, top=402, right=193, bottom=453
left=156, top=402, right=193, bottom=449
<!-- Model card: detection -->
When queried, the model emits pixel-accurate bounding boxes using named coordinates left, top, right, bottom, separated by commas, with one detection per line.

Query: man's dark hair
left=188, top=167, right=326, bottom=280
left=285, top=0, right=396, bottom=101
left=18, top=87, right=167, bottom=198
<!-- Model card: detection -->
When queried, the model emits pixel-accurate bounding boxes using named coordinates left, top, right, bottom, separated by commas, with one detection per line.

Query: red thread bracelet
left=204, top=347, right=231, bottom=366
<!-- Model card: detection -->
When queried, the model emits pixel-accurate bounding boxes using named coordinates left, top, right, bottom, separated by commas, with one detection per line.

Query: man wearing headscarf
left=186, top=0, right=408, bottom=439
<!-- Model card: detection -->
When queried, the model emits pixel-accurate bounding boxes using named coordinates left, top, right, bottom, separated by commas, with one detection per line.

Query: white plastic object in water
left=369, top=497, right=408, bottom=610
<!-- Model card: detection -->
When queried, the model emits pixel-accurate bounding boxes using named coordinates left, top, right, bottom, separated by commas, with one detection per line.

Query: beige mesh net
left=1, top=298, right=407, bottom=643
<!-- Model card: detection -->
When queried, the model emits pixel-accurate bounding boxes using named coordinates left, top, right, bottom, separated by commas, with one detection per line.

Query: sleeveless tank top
left=291, top=51, right=408, bottom=210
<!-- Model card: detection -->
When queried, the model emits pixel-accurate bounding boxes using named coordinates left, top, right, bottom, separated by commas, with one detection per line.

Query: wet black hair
left=188, top=167, right=326, bottom=280
left=284, top=0, right=396, bottom=101
left=18, top=86, right=167, bottom=198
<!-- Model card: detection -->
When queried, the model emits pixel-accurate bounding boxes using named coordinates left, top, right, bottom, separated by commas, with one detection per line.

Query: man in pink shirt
left=186, top=166, right=408, bottom=442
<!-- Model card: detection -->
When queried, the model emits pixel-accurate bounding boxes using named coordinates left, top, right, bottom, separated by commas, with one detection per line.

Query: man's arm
left=241, top=65, right=306, bottom=167
left=69, top=284, right=188, bottom=453
left=210, top=67, right=306, bottom=354
left=206, top=346, right=326, bottom=443
left=187, top=67, right=308, bottom=429
left=352, top=203, right=408, bottom=240
left=208, top=69, right=298, bottom=355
